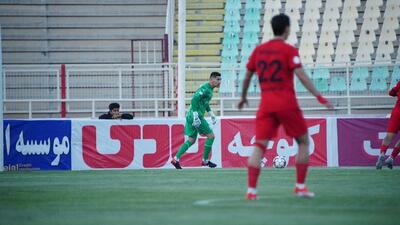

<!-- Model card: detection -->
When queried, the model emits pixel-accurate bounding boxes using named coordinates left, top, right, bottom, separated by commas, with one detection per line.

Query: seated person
left=99, top=102, right=133, bottom=120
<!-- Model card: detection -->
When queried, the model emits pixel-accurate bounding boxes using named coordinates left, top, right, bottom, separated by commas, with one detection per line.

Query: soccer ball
left=272, top=156, right=287, bottom=169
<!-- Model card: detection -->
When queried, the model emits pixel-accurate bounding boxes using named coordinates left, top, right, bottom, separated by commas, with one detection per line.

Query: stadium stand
left=0, top=0, right=167, bottom=64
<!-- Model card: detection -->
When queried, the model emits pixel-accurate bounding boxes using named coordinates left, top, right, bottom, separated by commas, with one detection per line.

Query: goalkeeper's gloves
left=192, top=111, right=201, bottom=128
left=208, top=110, right=217, bottom=125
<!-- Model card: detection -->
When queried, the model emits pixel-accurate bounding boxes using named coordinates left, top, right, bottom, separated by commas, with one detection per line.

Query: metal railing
left=2, top=62, right=399, bottom=118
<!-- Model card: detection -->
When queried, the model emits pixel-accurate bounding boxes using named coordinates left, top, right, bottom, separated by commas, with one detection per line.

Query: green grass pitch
left=0, top=168, right=399, bottom=225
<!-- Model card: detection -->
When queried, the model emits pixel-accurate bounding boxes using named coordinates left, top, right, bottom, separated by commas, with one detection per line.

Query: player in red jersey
left=376, top=81, right=400, bottom=170
left=238, top=14, right=333, bottom=200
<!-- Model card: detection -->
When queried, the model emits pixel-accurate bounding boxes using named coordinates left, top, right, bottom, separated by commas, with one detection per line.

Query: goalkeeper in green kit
left=171, top=72, right=221, bottom=169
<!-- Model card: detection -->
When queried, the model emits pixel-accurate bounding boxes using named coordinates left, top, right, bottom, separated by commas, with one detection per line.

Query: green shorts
left=184, top=115, right=213, bottom=138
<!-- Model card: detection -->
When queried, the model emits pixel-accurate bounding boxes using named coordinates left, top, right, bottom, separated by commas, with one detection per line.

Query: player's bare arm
left=294, top=67, right=334, bottom=109
left=238, top=70, right=254, bottom=110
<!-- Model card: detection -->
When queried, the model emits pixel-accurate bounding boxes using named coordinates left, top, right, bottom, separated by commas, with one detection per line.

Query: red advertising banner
left=221, top=118, right=327, bottom=167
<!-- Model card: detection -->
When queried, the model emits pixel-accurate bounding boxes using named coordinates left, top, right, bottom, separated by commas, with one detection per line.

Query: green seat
left=350, top=77, right=367, bottom=91
left=369, top=77, right=387, bottom=91
left=313, top=78, right=329, bottom=92
left=313, top=68, right=330, bottom=79
left=225, top=0, right=241, bottom=10
left=244, top=8, right=261, bottom=21
left=223, top=32, right=239, bottom=45
left=372, top=66, right=390, bottom=79
left=222, top=44, right=238, bottom=57
left=390, top=66, right=400, bottom=87
left=245, top=0, right=262, bottom=10
left=220, top=70, right=236, bottom=94
left=242, top=32, right=259, bottom=45
left=352, top=67, right=369, bottom=79
left=243, top=20, right=260, bottom=33
left=221, top=55, right=237, bottom=64
left=241, top=43, right=256, bottom=58
left=329, top=76, right=346, bottom=92
left=224, top=8, right=240, bottom=21
left=223, top=20, right=240, bottom=33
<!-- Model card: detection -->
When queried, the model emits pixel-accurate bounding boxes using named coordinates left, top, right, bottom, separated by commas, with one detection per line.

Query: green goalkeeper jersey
left=188, top=82, right=213, bottom=118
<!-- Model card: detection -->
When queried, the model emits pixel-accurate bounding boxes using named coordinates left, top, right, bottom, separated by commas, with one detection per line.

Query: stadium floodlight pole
left=177, top=0, right=186, bottom=118
left=0, top=26, right=3, bottom=172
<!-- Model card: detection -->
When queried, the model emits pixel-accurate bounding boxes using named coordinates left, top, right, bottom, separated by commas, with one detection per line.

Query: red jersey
left=389, top=81, right=400, bottom=108
left=247, top=39, right=302, bottom=112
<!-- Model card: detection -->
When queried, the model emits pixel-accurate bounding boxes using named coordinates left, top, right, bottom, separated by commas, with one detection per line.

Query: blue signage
left=3, top=120, right=71, bottom=171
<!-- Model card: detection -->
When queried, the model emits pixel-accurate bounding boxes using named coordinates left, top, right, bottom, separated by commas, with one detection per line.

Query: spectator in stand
left=99, top=102, right=133, bottom=120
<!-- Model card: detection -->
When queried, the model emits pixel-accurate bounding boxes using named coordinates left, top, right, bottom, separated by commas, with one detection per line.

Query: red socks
left=248, top=166, right=260, bottom=189
left=296, top=163, right=308, bottom=184
left=381, top=145, right=389, bottom=154
left=391, top=147, right=400, bottom=158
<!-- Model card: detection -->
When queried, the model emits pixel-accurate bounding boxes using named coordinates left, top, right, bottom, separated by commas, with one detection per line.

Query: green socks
left=203, top=137, right=214, bottom=161
left=175, top=140, right=194, bottom=159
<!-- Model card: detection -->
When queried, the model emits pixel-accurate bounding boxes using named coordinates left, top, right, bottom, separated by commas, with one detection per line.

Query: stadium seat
left=323, top=7, right=340, bottom=20
left=365, top=0, right=383, bottom=8
left=221, top=55, right=237, bottom=64
left=313, top=68, right=330, bottom=79
left=244, top=8, right=261, bottom=21
left=344, top=0, right=361, bottom=7
left=339, top=18, right=357, bottom=31
left=221, top=44, right=239, bottom=57
left=313, top=78, right=329, bottom=92
left=325, top=0, right=342, bottom=8
left=225, top=0, right=242, bottom=10
left=264, top=0, right=281, bottom=9
left=329, top=76, right=347, bottom=92
left=243, top=20, right=260, bottom=33
left=224, top=8, right=241, bottom=21
left=223, top=20, right=240, bottom=33
left=363, top=5, right=381, bottom=19
left=350, top=77, right=368, bottom=92
left=223, top=32, right=239, bottom=45
left=285, top=7, right=301, bottom=20
left=220, top=70, right=236, bottom=94
left=302, top=18, right=319, bottom=32
left=245, top=0, right=262, bottom=10
left=241, top=43, right=256, bottom=58
left=352, top=67, right=370, bottom=79
left=390, top=66, right=400, bottom=87
left=295, top=77, right=308, bottom=93
left=285, top=0, right=302, bottom=9
left=375, top=40, right=394, bottom=62
left=369, top=77, right=388, bottom=92
left=342, top=5, right=358, bottom=19
left=300, top=31, right=318, bottom=44
left=242, top=32, right=260, bottom=45
left=372, top=66, right=390, bottom=79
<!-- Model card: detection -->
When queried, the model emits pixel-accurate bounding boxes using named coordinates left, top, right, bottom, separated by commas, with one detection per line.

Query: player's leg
left=246, top=139, right=269, bottom=200
left=376, top=108, right=400, bottom=169
left=293, top=133, right=314, bottom=198
left=199, top=118, right=217, bottom=168
left=246, top=112, right=278, bottom=200
left=279, top=109, right=314, bottom=198
left=171, top=118, right=198, bottom=169
left=386, top=138, right=400, bottom=169
left=376, top=132, right=395, bottom=169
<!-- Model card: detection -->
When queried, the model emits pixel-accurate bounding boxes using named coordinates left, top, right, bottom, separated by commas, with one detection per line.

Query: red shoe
left=246, top=192, right=257, bottom=200
left=294, top=186, right=315, bottom=198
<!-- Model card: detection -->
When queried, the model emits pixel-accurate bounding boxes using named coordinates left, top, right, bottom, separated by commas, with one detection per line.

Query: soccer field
left=0, top=168, right=399, bottom=225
